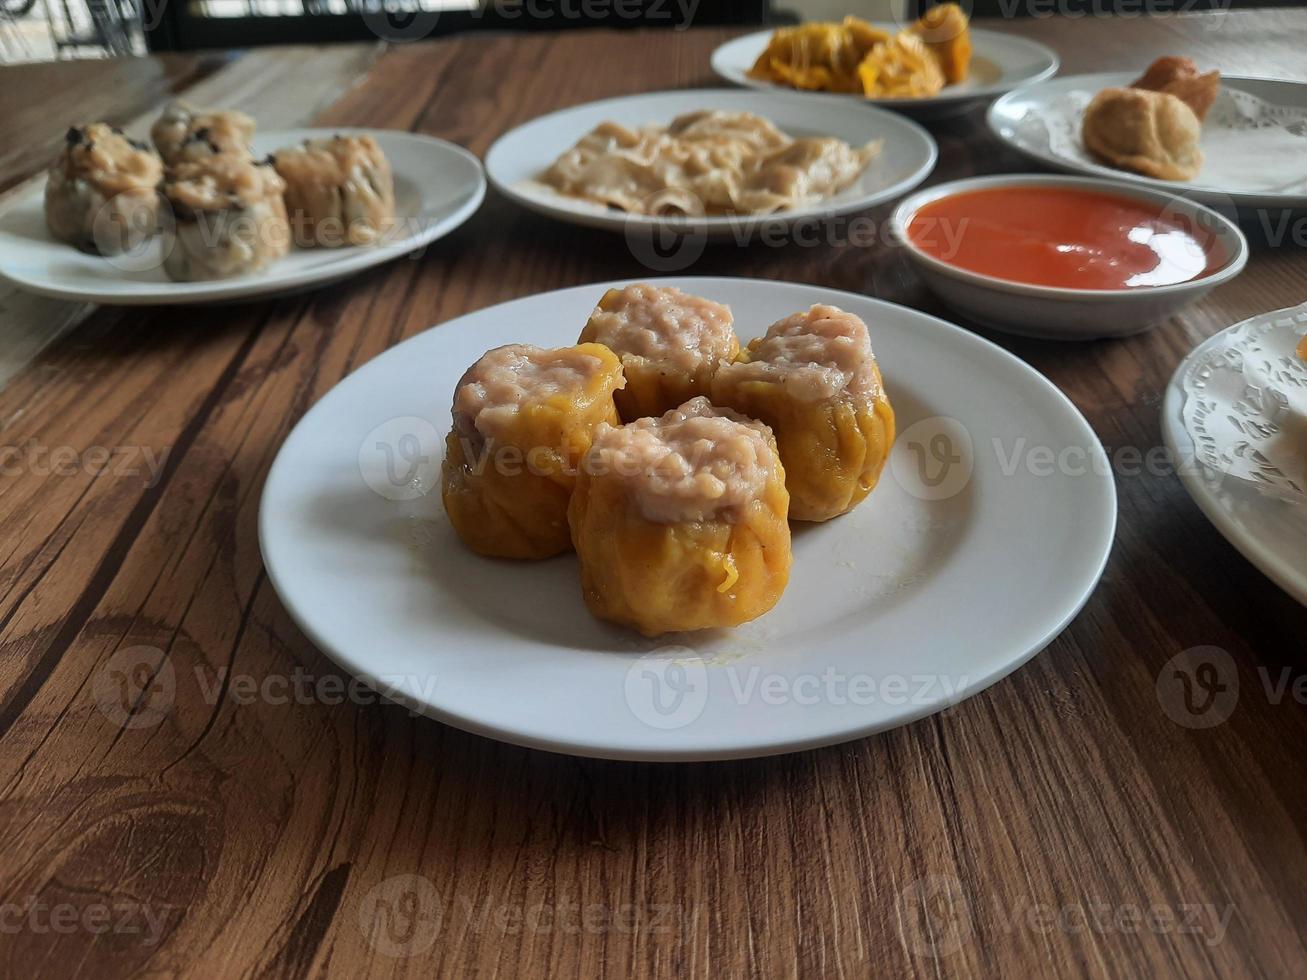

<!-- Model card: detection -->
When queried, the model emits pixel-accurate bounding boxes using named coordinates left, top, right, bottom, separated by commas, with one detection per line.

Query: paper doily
left=1180, top=303, right=1307, bottom=503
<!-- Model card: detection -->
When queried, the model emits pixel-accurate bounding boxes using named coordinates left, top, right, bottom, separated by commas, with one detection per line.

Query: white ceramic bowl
left=889, top=174, right=1249, bottom=341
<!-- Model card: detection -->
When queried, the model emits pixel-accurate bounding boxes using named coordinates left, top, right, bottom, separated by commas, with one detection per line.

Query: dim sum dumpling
left=568, top=397, right=792, bottom=636
left=1131, top=56, right=1220, bottom=123
left=1081, top=87, right=1203, bottom=182
left=160, top=156, right=290, bottom=281
left=44, top=123, right=162, bottom=255
left=578, top=283, right=739, bottom=422
left=151, top=102, right=255, bottom=166
left=442, top=343, right=625, bottom=559
left=711, top=304, right=895, bottom=522
left=271, top=135, right=396, bottom=247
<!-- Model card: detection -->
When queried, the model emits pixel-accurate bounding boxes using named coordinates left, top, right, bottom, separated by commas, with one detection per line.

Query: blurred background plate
left=712, top=26, right=1059, bottom=118
left=0, top=128, right=485, bottom=305
left=485, top=88, right=937, bottom=241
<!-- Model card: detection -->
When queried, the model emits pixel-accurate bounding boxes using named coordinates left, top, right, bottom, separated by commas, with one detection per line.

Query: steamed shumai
left=441, top=343, right=624, bottom=560
left=578, top=284, right=740, bottom=422
left=151, top=102, right=255, bottom=166
left=711, top=305, right=895, bottom=522
left=568, top=397, right=792, bottom=636
left=44, top=123, right=162, bottom=255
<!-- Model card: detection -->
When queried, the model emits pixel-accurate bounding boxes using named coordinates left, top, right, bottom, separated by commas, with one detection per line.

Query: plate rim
left=1161, top=315, right=1307, bottom=606
left=986, top=71, right=1307, bottom=207
left=0, top=127, right=487, bottom=306
left=710, top=26, right=1061, bottom=107
left=258, top=275, right=1118, bottom=761
left=483, top=87, right=938, bottom=235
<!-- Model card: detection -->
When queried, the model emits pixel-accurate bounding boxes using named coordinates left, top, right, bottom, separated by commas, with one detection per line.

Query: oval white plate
left=1162, top=320, right=1307, bottom=606
left=988, top=73, right=1307, bottom=210
left=712, top=26, right=1059, bottom=116
left=0, top=128, right=486, bottom=305
left=259, top=276, right=1116, bottom=761
left=484, top=89, right=936, bottom=239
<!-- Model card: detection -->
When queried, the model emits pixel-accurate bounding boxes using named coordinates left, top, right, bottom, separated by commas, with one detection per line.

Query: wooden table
left=2, top=11, right=1305, bottom=978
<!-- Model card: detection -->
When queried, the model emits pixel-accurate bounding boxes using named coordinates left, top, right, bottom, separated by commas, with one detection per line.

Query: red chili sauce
left=906, top=186, right=1227, bottom=290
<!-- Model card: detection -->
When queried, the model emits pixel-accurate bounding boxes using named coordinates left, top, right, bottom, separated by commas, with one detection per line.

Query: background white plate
left=259, top=277, right=1117, bottom=761
left=712, top=27, right=1059, bottom=116
left=1162, top=324, right=1307, bottom=606
left=0, top=127, right=486, bottom=305
left=988, top=73, right=1307, bottom=209
left=484, top=89, right=937, bottom=239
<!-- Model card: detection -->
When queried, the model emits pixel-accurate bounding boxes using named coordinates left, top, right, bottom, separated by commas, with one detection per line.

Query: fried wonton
left=1131, top=56, right=1221, bottom=122
left=747, top=6, right=969, bottom=99
left=1082, top=86, right=1203, bottom=182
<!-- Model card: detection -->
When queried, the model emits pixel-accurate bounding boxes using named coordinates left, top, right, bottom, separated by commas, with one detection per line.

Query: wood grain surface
left=1, top=12, right=1306, bottom=978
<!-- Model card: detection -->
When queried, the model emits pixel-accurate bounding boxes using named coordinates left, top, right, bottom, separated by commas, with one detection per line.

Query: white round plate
left=988, top=73, right=1307, bottom=210
left=1162, top=324, right=1307, bottom=605
left=484, top=89, right=936, bottom=239
left=259, top=276, right=1116, bottom=761
left=712, top=27, right=1059, bottom=117
left=0, top=128, right=485, bottom=305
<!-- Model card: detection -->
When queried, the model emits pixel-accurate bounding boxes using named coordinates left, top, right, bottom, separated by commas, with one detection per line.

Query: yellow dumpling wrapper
left=441, top=343, right=624, bottom=560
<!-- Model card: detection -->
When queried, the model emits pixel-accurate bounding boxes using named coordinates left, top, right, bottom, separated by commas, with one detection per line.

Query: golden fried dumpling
left=747, top=17, right=887, bottom=93
left=1131, top=56, right=1220, bottom=122
left=712, top=305, right=895, bottom=522
left=578, top=284, right=739, bottom=421
left=44, top=123, right=162, bottom=255
left=857, top=33, right=945, bottom=100
left=1298, top=334, right=1307, bottom=362
left=908, top=2, right=972, bottom=85
left=568, top=397, right=791, bottom=636
left=272, top=135, right=395, bottom=247
left=442, top=343, right=624, bottom=559
left=1082, top=87, right=1203, bottom=182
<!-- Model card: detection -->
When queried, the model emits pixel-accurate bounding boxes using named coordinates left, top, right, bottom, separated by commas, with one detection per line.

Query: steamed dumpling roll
left=44, top=123, right=162, bottom=255
left=569, top=397, right=792, bottom=636
left=442, top=343, right=625, bottom=559
left=711, top=305, right=895, bottom=522
left=578, top=283, right=739, bottom=421
left=271, top=135, right=396, bottom=247
left=160, top=156, right=290, bottom=281
left=151, top=102, right=255, bottom=166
